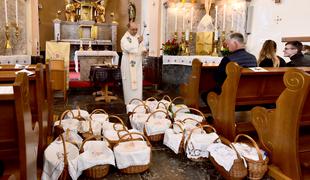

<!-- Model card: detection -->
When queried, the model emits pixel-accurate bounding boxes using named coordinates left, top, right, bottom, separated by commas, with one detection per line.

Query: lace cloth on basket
left=54, top=118, right=80, bottom=133
left=163, top=129, right=183, bottom=154
left=114, top=141, right=151, bottom=169
left=145, top=118, right=171, bottom=136
left=232, top=143, right=267, bottom=161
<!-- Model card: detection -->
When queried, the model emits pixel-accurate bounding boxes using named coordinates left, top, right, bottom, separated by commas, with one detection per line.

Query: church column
left=26, top=0, right=40, bottom=55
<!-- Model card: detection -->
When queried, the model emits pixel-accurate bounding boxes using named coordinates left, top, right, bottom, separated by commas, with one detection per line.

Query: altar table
left=163, top=55, right=222, bottom=66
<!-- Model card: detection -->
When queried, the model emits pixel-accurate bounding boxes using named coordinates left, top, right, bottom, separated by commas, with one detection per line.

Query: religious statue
left=128, top=2, right=136, bottom=22
left=197, top=0, right=214, bottom=32
left=65, top=1, right=78, bottom=22
left=95, top=0, right=106, bottom=23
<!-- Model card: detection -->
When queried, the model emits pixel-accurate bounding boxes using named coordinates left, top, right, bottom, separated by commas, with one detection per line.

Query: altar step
left=69, top=60, right=79, bottom=72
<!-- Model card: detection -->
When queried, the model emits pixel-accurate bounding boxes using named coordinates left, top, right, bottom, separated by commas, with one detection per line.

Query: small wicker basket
left=234, top=134, right=269, bottom=180
left=80, top=135, right=111, bottom=179
left=114, top=132, right=152, bottom=174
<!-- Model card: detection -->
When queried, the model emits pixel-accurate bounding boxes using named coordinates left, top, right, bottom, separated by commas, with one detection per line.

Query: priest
left=120, top=22, right=147, bottom=104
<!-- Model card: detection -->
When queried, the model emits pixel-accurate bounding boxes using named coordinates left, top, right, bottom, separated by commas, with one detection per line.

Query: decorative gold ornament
left=4, top=25, right=12, bottom=49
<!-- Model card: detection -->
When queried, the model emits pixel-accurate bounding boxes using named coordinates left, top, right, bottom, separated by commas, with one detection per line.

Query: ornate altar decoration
left=53, top=0, right=118, bottom=51
left=128, top=2, right=136, bottom=22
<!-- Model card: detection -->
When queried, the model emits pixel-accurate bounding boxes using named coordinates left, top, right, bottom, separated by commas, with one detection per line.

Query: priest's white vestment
left=120, top=31, right=146, bottom=104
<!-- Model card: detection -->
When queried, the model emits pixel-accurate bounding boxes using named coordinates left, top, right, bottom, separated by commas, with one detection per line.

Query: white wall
left=247, top=0, right=310, bottom=61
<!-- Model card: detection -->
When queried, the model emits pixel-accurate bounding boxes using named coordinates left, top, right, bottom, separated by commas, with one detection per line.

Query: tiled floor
left=51, top=85, right=273, bottom=180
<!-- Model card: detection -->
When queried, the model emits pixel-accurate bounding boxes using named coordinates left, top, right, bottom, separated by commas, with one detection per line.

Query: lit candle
left=223, top=4, right=226, bottom=31
left=15, top=0, right=18, bottom=26
left=231, top=10, right=234, bottom=30
left=80, top=40, right=83, bottom=48
left=89, top=41, right=92, bottom=48
left=185, top=29, right=189, bottom=41
left=214, top=5, right=218, bottom=30
left=190, top=7, right=193, bottom=31
left=4, top=0, right=8, bottom=25
left=175, top=8, right=178, bottom=32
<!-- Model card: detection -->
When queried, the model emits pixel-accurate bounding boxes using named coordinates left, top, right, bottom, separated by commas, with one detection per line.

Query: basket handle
left=131, top=104, right=150, bottom=114
left=172, top=121, right=185, bottom=134
left=156, top=101, right=168, bottom=110
left=90, top=109, right=108, bottom=117
left=145, top=96, right=158, bottom=102
left=117, top=129, right=132, bottom=139
left=161, top=95, right=172, bottom=102
left=59, top=134, right=68, bottom=167
left=129, top=98, right=144, bottom=105
left=116, top=132, right=151, bottom=148
left=182, top=117, right=200, bottom=125
left=174, top=107, right=206, bottom=121
left=234, top=134, right=263, bottom=161
left=145, top=109, right=169, bottom=123
left=217, top=136, right=243, bottom=160
left=198, top=124, right=217, bottom=133
left=80, top=135, right=108, bottom=153
left=168, top=96, right=184, bottom=109
left=59, top=110, right=75, bottom=124
left=108, top=115, right=125, bottom=125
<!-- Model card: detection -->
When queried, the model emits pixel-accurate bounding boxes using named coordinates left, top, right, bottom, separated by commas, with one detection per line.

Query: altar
left=163, top=55, right=221, bottom=66
left=74, top=50, right=119, bottom=81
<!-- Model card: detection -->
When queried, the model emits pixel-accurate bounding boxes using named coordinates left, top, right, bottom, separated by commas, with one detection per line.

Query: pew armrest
left=268, top=164, right=292, bottom=180
left=207, top=91, right=219, bottom=117
left=251, top=106, right=275, bottom=153
left=179, top=83, right=188, bottom=98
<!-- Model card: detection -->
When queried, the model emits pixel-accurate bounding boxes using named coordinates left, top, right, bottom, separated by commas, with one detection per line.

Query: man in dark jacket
left=284, top=41, right=310, bottom=67
left=214, top=32, right=257, bottom=93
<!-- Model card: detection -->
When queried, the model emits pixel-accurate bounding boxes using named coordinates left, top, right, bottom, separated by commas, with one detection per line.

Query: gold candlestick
left=174, top=32, right=178, bottom=40
left=5, top=25, right=12, bottom=49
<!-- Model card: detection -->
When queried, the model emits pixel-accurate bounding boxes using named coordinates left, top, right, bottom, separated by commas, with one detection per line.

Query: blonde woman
left=258, top=40, right=286, bottom=67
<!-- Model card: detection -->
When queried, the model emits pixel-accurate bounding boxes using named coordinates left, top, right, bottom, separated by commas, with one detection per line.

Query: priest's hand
left=142, top=49, right=148, bottom=57
left=138, top=36, right=143, bottom=44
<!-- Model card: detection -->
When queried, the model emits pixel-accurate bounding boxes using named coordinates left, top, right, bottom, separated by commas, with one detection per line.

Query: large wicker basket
left=54, top=110, right=75, bottom=138
left=144, top=109, right=171, bottom=142
left=80, top=135, right=111, bottom=179
left=234, top=134, right=269, bottom=180
left=103, top=115, right=127, bottom=147
left=184, top=125, right=217, bottom=162
left=209, top=136, right=248, bottom=180
left=173, top=107, right=206, bottom=123
left=114, top=132, right=152, bottom=174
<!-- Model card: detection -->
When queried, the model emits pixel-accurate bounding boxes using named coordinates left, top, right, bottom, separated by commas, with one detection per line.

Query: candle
left=231, top=10, right=234, bottom=30
left=175, top=8, right=178, bottom=32
left=89, top=41, right=92, bottom=48
left=15, top=0, right=18, bottom=26
left=185, top=30, right=189, bottom=41
left=214, top=5, right=218, bottom=30
left=223, top=4, right=226, bottom=31
left=190, top=7, right=193, bottom=31
left=4, top=0, right=8, bottom=25
left=80, top=40, right=83, bottom=47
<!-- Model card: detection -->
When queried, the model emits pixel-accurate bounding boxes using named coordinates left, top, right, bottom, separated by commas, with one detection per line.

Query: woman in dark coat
left=258, top=40, right=286, bottom=67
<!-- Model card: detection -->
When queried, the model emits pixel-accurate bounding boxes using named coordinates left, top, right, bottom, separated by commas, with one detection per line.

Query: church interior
left=0, top=0, right=310, bottom=179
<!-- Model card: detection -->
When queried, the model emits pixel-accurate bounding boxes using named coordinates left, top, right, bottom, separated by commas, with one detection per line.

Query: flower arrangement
left=162, top=38, right=180, bottom=55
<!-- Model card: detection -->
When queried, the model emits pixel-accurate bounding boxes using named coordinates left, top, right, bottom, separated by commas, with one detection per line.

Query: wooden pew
left=0, top=72, right=37, bottom=180
left=251, top=69, right=310, bottom=180
left=0, top=64, right=49, bottom=167
left=180, top=59, right=202, bottom=108
left=206, top=62, right=310, bottom=140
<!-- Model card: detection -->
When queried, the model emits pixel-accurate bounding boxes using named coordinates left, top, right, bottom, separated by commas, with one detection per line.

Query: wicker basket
left=209, top=136, right=248, bottom=180
left=144, top=109, right=171, bottom=142
left=89, top=109, right=109, bottom=122
left=103, top=115, right=127, bottom=147
left=184, top=125, right=217, bottom=162
left=58, top=134, right=71, bottom=180
left=173, top=121, right=185, bottom=154
left=234, top=134, right=269, bottom=180
left=114, top=132, right=152, bottom=174
left=173, top=107, right=206, bottom=123
left=80, top=135, right=111, bottom=179
left=54, top=110, right=75, bottom=138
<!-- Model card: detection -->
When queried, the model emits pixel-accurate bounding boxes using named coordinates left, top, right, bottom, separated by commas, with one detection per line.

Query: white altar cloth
left=0, top=55, right=31, bottom=65
left=163, top=55, right=222, bottom=66
left=74, top=50, right=119, bottom=72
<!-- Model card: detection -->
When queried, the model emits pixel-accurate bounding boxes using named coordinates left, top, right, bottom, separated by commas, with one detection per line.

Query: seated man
left=214, top=32, right=257, bottom=93
left=201, top=32, right=257, bottom=104
left=284, top=41, right=310, bottom=67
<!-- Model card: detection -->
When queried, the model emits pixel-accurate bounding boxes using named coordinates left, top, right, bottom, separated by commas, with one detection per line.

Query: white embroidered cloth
left=65, top=109, right=90, bottom=120
left=114, top=141, right=151, bottom=169
left=163, top=129, right=183, bottom=154
left=162, top=55, right=221, bottom=66
left=54, top=118, right=80, bottom=133
left=74, top=50, right=119, bottom=72
left=90, top=113, right=109, bottom=125
left=232, top=143, right=267, bottom=161
left=76, top=141, right=115, bottom=175
left=129, top=113, right=151, bottom=132
left=175, top=113, right=204, bottom=123
left=126, top=103, right=146, bottom=113
left=42, top=141, right=79, bottom=180
left=185, top=131, right=219, bottom=160
left=0, top=55, right=31, bottom=65
left=207, top=143, right=239, bottom=172
left=171, top=104, right=190, bottom=114
left=145, top=118, right=171, bottom=136
left=79, top=120, right=102, bottom=136
left=60, top=131, right=83, bottom=148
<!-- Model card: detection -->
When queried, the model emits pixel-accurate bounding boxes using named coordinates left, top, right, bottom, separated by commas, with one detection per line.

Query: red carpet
left=69, top=81, right=92, bottom=88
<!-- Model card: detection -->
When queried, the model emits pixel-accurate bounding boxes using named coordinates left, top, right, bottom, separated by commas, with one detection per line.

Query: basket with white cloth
left=173, top=107, right=205, bottom=123
left=79, top=135, right=114, bottom=179
left=233, top=134, right=269, bottom=180
left=89, top=109, right=109, bottom=125
left=42, top=134, right=80, bottom=180
left=113, top=132, right=152, bottom=174
left=126, top=98, right=145, bottom=114
left=103, top=115, right=128, bottom=147
left=129, top=104, right=151, bottom=132
left=163, top=121, right=185, bottom=154
left=144, top=109, right=172, bottom=142
left=208, top=136, right=248, bottom=180
left=64, top=106, right=90, bottom=121
left=54, top=110, right=80, bottom=138
left=184, top=125, right=219, bottom=161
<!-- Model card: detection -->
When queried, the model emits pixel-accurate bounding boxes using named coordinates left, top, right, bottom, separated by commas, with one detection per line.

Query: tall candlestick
left=185, top=30, right=189, bottom=41
left=223, top=4, right=226, bottom=31
left=15, top=0, right=18, bottom=26
left=175, top=8, right=178, bottom=32
left=215, top=5, right=218, bottom=30
left=4, top=0, right=8, bottom=25
left=190, top=7, right=193, bottom=31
